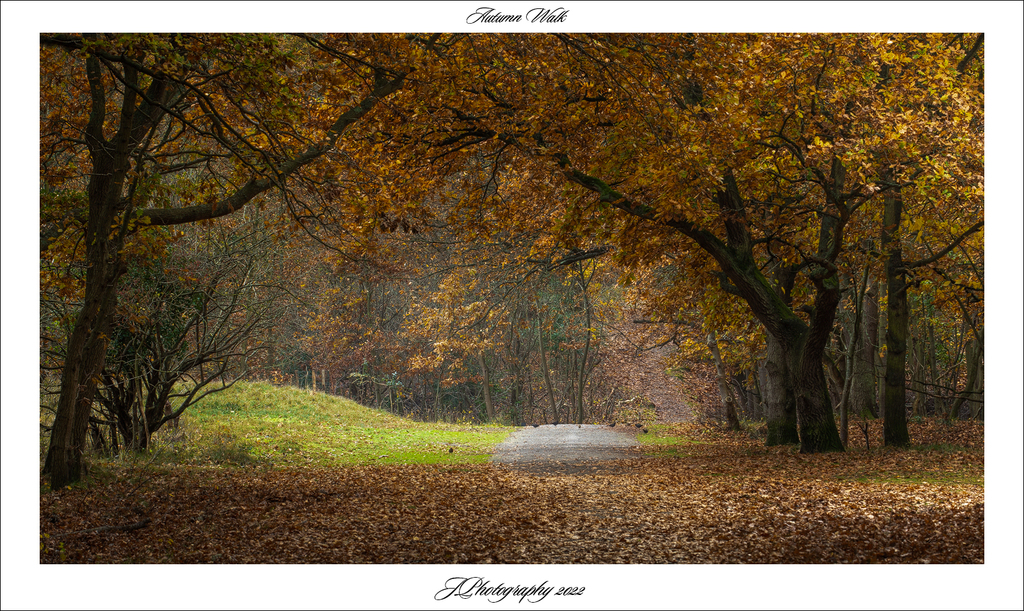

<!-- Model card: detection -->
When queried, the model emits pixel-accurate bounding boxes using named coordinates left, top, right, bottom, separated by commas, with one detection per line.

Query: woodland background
left=6, top=4, right=1024, bottom=611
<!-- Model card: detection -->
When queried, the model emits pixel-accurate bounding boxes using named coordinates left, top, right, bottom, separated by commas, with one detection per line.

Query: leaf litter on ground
left=40, top=419, right=983, bottom=563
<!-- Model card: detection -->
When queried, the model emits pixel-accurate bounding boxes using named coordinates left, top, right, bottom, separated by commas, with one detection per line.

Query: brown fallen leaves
left=39, top=420, right=983, bottom=564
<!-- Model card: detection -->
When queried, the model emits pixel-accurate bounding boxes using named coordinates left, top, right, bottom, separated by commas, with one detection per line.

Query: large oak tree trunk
left=762, top=336, right=800, bottom=445
left=44, top=49, right=134, bottom=487
left=760, top=323, right=843, bottom=452
left=793, top=273, right=845, bottom=454
left=560, top=165, right=845, bottom=452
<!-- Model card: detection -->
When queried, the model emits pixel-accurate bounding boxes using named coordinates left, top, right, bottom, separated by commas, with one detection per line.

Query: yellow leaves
left=809, top=135, right=832, bottom=152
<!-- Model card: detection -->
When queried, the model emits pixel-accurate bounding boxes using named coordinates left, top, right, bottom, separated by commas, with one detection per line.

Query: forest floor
left=40, top=419, right=983, bottom=564
left=38, top=316, right=985, bottom=564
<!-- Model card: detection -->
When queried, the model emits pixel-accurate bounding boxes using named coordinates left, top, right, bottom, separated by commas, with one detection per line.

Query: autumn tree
left=39, top=33, right=409, bottom=487
left=343, top=143, right=619, bottom=424
left=367, top=33, right=983, bottom=452
left=91, top=216, right=289, bottom=451
left=393, top=201, right=612, bottom=424
left=872, top=34, right=984, bottom=446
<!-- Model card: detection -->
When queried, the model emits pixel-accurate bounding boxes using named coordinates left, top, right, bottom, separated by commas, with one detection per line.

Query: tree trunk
left=434, top=368, right=443, bottom=421
left=793, top=279, right=846, bottom=454
left=707, top=331, right=741, bottom=431
left=881, top=179, right=911, bottom=447
left=575, top=270, right=593, bottom=425
left=732, top=372, right=758, bottom=419
left=477, top=351, right=495, bottom=421
left=44, top=285, right=117, bottom=484
left=762, top=335, right=800, bottom=445
left=969, top=341, right=984, bottom=421
left=537, top=321, right=558, bottom=424
left=509, top=382, right=519, bottom=426
left=927, top=322, right=944, bottom=418
left=824, top=354, right=845, bottom=412
left=838, top=268, right=870, bottom=446
left=747, top=369, right=763, bottom=420
left=876, top=279, right=888, bottom=417
left=525, top=362, right=535, bottom=423
left=948, top=331, right=983, bottom=420
left=910, top=332, right=926, bottom=417
left=757, top=361, right=769, bottom=421
left=45, top=50, right=133, bottom=487
left=851, top=274, right=879, bottom=418
left=909, top=300, right=927, bottom=417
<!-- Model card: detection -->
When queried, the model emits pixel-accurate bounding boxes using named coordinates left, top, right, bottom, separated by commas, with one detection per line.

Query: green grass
left=636, top=424, right=705, bottom=457
left=134, top=382, right=514, bottom=468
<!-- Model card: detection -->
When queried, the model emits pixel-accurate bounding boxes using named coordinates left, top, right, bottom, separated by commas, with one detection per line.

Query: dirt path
left=490, top=424, right=642, bottom=475
left=602, top=313, right=695, bottom=423
left=491, top=309, right=706, bottom=475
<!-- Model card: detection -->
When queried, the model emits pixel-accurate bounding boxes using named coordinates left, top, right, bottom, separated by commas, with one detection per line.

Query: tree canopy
left=359, top=32, right=985, bottom=450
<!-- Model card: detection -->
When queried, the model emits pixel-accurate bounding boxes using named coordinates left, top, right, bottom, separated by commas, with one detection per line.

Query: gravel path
left=491, top=424, right=642, bottom=475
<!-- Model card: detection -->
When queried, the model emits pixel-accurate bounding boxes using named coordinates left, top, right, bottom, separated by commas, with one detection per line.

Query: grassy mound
left=135, top=381, right=513, bottom=468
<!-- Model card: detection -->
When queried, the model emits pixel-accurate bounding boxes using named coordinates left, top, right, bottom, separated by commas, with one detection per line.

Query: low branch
left=904, top=220, right=983, bottom=270
left=40, top=60, right=408, bottom=239
left=956, top=34, right=984, bottom=74
left=554, top=246, right=613, bottom=266
left=714, top=271, right=744, bottom=297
